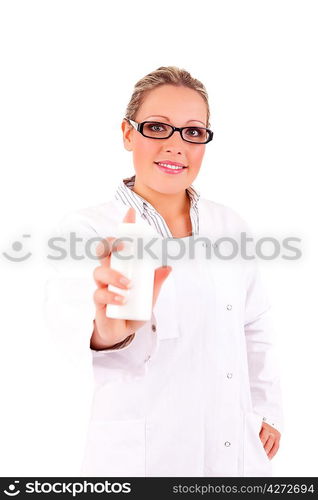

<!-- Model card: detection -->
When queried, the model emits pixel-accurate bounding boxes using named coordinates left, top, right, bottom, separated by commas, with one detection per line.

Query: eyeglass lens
left=142, top=122, right=209, bottom=143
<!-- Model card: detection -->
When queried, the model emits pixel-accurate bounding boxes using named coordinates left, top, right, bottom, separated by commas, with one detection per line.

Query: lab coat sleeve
left=244, top=256, right=284, bottom=434
left=90, top=322, right=136, bottom=352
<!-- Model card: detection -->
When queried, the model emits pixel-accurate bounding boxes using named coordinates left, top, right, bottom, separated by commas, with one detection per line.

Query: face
left=122, top=84, right=208, bottom=195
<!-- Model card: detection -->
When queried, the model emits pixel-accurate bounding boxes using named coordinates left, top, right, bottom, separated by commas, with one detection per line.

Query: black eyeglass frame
left=125, top=118, right=213, bottom=144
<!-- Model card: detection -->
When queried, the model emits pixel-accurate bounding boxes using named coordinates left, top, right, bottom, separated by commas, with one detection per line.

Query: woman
left=47, top=66, right=283, bottom=477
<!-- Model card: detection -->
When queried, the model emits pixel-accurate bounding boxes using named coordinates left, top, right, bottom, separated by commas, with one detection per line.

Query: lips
left=154, top=161, right=188, bottom=168
left=154, top=161, right=187, bottom=175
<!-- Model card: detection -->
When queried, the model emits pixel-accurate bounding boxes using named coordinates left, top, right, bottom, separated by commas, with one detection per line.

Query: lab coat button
left=224, top=441, right=231, bottom=447
left=226, top=304, right=232, bottom=310
left=144, top=354, right=151, bottom=362
left=262, top=417, right=267, bottom=422
left=226, top=372, right=233, bottom=379
left=151, top=324, right=156, bottom=333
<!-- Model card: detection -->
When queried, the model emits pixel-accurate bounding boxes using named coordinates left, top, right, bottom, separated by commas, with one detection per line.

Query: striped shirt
left=115, top=174, right=200, bottom=237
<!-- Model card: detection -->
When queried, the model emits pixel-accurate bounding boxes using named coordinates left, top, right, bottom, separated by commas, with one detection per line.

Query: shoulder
left=48, top=199, right=124, bottom=275
left=56, top=198, right=126, bottom=237
left=199, top=197, right=253, bottom=234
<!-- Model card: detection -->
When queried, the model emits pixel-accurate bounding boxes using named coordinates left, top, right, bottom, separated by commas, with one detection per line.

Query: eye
left=185, top=127, right=204, bottom=137
left=144, top=122, right=168, bottom=133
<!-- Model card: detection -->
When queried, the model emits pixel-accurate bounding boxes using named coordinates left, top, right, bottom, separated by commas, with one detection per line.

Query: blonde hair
left=124, top=66, right=211, bottom=128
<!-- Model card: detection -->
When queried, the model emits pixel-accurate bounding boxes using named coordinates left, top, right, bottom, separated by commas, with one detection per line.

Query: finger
left=123, top=207, right=136, bottom=223
left=93, top=265, right=132, bottom=289
left=262, top=422, right=280, bottom=437
left=95, top=237, right=115, bottom=266
left=264, top=435, right=275, bottom=455
left=95, top=237, right=125, bottom=266
left=93, top=287, right=127, bottom=310
left=152, top=266, right=172, bottom=307
left=259, top=427, right=270, bottom=446
left=268, top=438, right=280, bottom=460
left=95, top=208, right=135, bottom=267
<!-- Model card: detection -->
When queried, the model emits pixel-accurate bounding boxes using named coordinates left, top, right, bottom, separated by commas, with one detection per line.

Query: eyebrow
left=143, top=115, right=206, bottom=126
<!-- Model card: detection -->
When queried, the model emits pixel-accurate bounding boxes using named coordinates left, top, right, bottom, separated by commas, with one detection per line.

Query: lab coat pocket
left=243, top=411, right=272, bottom=477
left=80, top=418, right=145, bottom=477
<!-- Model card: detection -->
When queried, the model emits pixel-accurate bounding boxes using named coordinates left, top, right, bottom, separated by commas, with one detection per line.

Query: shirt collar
left=115, top=174, right=200, bottom=215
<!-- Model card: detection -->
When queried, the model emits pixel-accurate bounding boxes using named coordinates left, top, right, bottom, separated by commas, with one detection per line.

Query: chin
left=151, top=182, right=189, bottom=194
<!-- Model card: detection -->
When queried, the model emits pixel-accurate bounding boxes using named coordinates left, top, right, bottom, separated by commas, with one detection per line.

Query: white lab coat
left=44, top=195, right=284, bottom=477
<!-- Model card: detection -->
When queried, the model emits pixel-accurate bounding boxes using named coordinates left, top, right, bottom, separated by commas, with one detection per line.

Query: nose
left=161, top=129, right=185, bottom=155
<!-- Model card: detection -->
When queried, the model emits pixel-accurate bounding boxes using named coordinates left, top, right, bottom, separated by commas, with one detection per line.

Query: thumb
left=152, top=266, right=172, bottom=308
left=123, top=207, right=136, bottom=223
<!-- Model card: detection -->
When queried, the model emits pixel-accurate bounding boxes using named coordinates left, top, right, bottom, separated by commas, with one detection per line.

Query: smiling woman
left=46, top=66, right=284, bottom=477
left=122, top=81, right=210, bottom=217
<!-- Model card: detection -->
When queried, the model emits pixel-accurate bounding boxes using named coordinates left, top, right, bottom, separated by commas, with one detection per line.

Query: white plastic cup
left=106, top=221, right=160, bottom=321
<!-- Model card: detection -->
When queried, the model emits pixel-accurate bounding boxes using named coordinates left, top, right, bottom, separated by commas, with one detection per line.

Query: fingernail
left=113, top=242, right=124, bottom=252
left=114, top=295, right=127, bottom=303
left=119, top=277, right=132, bottom=287
left=96, top=243, right=103, bottom=254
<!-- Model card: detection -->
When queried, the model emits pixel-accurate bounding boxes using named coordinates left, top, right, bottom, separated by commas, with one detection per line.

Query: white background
left=0, top=0, right=317, bottom=477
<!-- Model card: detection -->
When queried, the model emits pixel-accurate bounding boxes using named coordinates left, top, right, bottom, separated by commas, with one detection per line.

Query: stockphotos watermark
left=1, top=232, right=302, bottom=265
left=2, top=479, right=131, bottom=496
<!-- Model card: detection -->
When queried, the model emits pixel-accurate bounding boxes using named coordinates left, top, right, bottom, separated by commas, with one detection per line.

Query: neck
left=132, top=177, right=190, bottom=219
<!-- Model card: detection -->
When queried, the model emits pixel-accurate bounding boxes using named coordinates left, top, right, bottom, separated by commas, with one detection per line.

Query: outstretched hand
left=91, top=207, right=172, bottom=349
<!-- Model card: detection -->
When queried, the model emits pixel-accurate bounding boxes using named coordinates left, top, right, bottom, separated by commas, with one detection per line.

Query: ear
left=121, top=119, right=133, bottom=151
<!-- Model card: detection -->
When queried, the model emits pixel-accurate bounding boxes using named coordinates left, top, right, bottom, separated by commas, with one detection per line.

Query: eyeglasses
left=125, top=118, right=213, bottom=144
